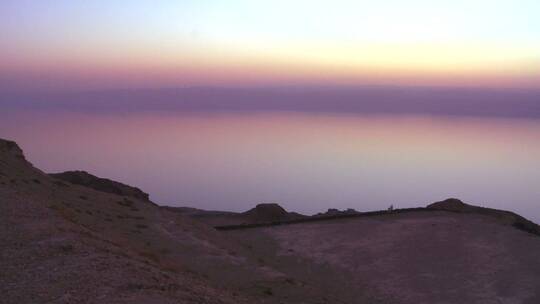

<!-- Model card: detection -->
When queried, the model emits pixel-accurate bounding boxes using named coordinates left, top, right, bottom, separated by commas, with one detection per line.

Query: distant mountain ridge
left=2, top=86, right=540, bottom=119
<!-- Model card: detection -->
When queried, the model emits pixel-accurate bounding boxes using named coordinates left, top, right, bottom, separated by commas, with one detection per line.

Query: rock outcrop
left=427, top=198, right=474, bottom=212
left=243, top=203, right=293, bottom=223
left=315, top=208, right=360, bottom=217
left=49, top=170, right=150, bottom=201
left=428, top=198, right=540, bottom=236
left=0, top=139, right=26, bottom=161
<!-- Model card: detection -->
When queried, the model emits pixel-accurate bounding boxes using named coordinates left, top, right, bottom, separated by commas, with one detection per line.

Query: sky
left=1, top=0, right=539, bottom=91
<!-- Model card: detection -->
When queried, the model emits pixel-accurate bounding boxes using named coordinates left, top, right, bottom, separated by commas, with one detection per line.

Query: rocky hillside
left=49, top=170, right=151, bottom=201
left=2, top=137, right=374, bottom=304
left=428, top=198, right=540, bottom=236
left=0, top=138, right=278, bottom=303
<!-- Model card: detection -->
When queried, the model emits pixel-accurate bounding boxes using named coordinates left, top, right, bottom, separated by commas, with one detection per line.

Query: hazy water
left=1, top=109, right=539, bottom=222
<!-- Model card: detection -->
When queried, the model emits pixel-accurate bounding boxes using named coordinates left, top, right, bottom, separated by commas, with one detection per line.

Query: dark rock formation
left=49, top=170, right=150, bottom=201
left=428, top=198, right=540, bottom=236
left=315, top=208, right=360, bottom=217
left=427, top=198, right=474, bottom=212
left=243, top=203, right=294, bottom=223
left=0, top=139, right=26, bottom=160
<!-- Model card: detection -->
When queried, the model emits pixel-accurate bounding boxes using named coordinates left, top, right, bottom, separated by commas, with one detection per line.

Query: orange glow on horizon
left=1, top=1, right=539, bottom=90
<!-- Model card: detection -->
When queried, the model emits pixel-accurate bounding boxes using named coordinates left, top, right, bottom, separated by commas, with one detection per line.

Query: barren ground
left=227, top=212, right=540, bottom=303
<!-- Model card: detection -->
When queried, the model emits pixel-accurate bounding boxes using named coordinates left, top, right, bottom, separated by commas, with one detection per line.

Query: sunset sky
left=1, top=0, right=539, bottom=90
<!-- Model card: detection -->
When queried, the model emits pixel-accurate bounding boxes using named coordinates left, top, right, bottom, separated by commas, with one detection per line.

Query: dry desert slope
left=0, top=138, right=274, bottom=303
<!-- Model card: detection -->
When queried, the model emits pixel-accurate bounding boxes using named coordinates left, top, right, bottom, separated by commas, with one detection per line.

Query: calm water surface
left=1, top=109, right=539, bottom=222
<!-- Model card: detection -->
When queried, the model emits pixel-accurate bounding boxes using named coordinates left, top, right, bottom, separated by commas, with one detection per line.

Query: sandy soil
left=228, top=212, right=540, bottom=303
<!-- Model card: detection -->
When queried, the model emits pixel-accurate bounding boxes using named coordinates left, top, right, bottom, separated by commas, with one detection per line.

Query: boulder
left=427, top=198, right=473, bottom=212
left=243, top=203, right=290, bottom=223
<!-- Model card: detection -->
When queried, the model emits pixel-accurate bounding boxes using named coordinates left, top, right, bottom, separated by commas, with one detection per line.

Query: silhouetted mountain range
left=2, top=86, right=540, bottom=118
